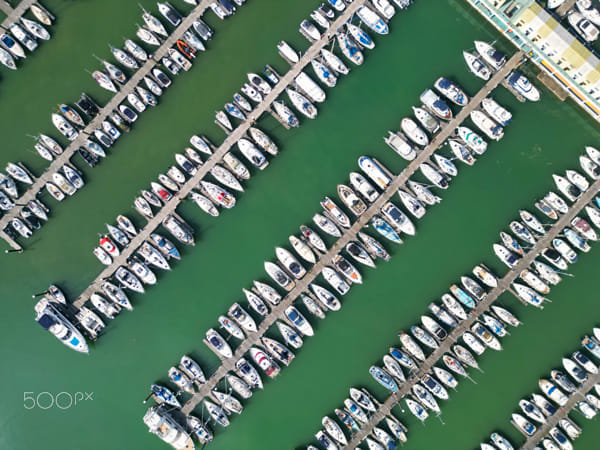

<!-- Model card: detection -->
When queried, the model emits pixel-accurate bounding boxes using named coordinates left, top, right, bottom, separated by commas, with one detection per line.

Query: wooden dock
left=343, top=177, right=600, bottom=449
left=180, top=51, right=526, bottom=416
left=519, top=366, right=600, bottom=449
left=0, top=0, right=219, bottom=251
left=72, top=0, right=371, bottom=310
left=0, top=0, right=37, bottom=27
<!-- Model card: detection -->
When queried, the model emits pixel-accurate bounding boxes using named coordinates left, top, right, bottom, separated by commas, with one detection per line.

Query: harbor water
left=2, top=0, right=600, bottom=449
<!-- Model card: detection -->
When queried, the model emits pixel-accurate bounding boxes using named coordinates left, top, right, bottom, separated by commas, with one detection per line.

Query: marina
left=70, top=0, right=372, bottom=311
left=179, top=49, right=525, bottom=417
left=0, top=0, right=222, bottom=251
left=3, top=0, right=600, bottom=449
left=343, top=175, right=600, bottom=449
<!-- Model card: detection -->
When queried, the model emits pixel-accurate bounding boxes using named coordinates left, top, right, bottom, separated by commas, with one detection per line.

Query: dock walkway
left=180, top=51, right=525, bottom=415
left=0, top=0, right=218, bottom=251
left=1, top=0, right=36, bottom=27
left=343, top=177, right=600, bottom=449
left=520, top=368, right=600, bottom=449
left=72, top=0, right=370, bottom=310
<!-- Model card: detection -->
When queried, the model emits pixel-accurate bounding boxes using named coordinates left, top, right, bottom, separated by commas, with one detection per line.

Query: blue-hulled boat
left=449, top=284, right=476, bottom=308
left=371, top=216, right=402, bottom=244
left=369, top=366, right=399, bottom=392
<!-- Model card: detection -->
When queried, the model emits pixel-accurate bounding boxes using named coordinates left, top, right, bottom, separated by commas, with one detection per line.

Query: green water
left=2, top=1, right=600, bottom=449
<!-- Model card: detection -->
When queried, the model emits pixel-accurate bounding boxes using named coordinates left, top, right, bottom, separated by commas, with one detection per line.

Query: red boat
left=99, top=235, right=120, bottom=256
left=176, top=40, right=196, bottom=60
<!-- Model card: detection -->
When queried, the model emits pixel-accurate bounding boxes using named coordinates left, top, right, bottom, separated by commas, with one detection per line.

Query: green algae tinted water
left=1, top=1, right=600, bottom=449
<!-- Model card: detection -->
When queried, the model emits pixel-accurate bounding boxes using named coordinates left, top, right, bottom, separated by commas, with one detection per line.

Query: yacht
left=356, top=5, right=389, bottom=34
left=551, top=370, right=576, bottom=393
left=311, top=59, right=337, bottom=87
left=157, top=2, right=182, bottom=26
left=398, top=331, right=425, bottom=361
left=494, top=243, right=520, bottom=268
left=10, top=23, right=36, bottom=51
left=204, top=400, right=229, bottom=427
left=300, top=225, right=327, bottom=253
left=358, top=156, right=392, bottom=189
left=200, top=181, right=236, bottom=208
left=285, top=306, right=314, bottom=336
left=566, top=169, right=590, bottom=191
left=471, top=322, right=502, bottom=350
left=450, top=284, right=476, bottom=308
left=520, top=210, right=545, bottom=234
left=346, top=23, right=374, bottom=50
left=337, top=32, right=363, bottom=65
left=322, top=417, right=347, bottom=446
left=333, top=254, right=362, bottom=284
left=93, top=246, right=112, bottom=266
left=249, top=127, right=278, bottom=155
left=419, top=89, right=452, bottom=121
left=472, top=265, right=498, bottom=289
left=226, top=374, right=252, bottom=399
left=461, top=276, right=486, bottom=301
left=449, top=139, right=475, bottom=165
left=337, top=184, right=368, bottom=216
left=462, top=331, right=486, bottom=354
left=115, top=267, right=144, bottom=293
left=422, top=373, right=449, bottom=399
left=349, top=171, right=380, bottom=203
left=335, top=408, right=359, bottom=434
left=564, top=227, right=590, bottom=252
left=210, top=164, right=243, bottom=192
left=143, top=405, right=194, bottom=449
left=322, top=266, right=350, bottom=294
left=101, top=281, right=132, bottom=311
left=441, top=293, right=468, bottom=320
left=90, top=293, right=120, bottom=320
left=275, top=247, right=306, bottom=279
left=241, top=82, right=262, bottom=103
left=300, top=19, right=321, bottom=41
left=321, top=196, right=351, bottom=228
left=228, top=303, right=257, bottom=333
left=371, top=216, right=403, bottom=244
left=462, top=50, right=491, bottom=80
left=370, top=366, right=399, bottom=392
left=470, top=110, right=504, bottom=141
left=295, top=71, right=326, bottom=103
left=411, top=325, right=438, bottom=349
left=289, top=235, right=316, bottom=263
left=168, top=367, right=194, bottom=394
left=235, top=358, right=263, bottom=389
left=457, top=126, right=488, bottom=154
left=381, top=201, right=416, bottom=235
left=553, top=174, right=581, bottom=202
left=215, top=110, right=232, bottom=130
left=453, top=344, right=482, bottom=369
left=481, top=97, right=512, bottom=126
left=519, top=399, right=546, bottom=424
left=580, top=155, right=600, bottom=180
left=399, top=188, right=428, bottom=220
left=474, top=40, right=506, bottom=70
left=277, top=40, right=299, bottom=63
left=572, top=350, right=598, bottom=373
left=413, top=106, right=440, bottom=133
left=372, top=0, right=396, bottom=18
left=384, top=131, right=416, bottom=160
left=276, top=321, right=303, bottom=349
left=315, top=430, right=338, bottom=450
left=243, top=288, right=268, bottom=316
left=539, top=379, right=568, bottom=406
left=30, top=4, right=54, bottom=25
left=434, top=77, right=469, bottom=106
left=413, top=383, right=441, bottom=414
left=129, top=259, right=156, bottom=285
left=383, top=355, right=406, bottom=382
left=358, top=231, right=391, bottom=261
left=273, top=101, right=300, bottom=128
left=310, top=283, right=341, bottom=311
left=568, top=11, right=599, bottom=41
left=585, top=205, right=600, bottom=229
left=510, top=220, right=536, bottom=245
left=286, top=87, right=318, bottom=119
left=137, top=242, right=170, bottom=271
left=233, top=92, right=252, bottom=113
left=321, top=48, right=350, bottom=75
left=205, top=328, right=233, bottom=359
left=535, top=198, right=558, bottom=220
left=428, top=303, right=459, bottom=328
left=512, top=413, right=536, bottom=436
left=491, top=305, right=521, bottom=328
left=442, top=354, right=468, bottom=378
left=262, top=336, right=295, bottom=366
left=0, top=33, right=24, bottom=59
left=162, top=215, right=194, bottom=246
left=248, top=72, right=271, bottom=95
left=405, top=398, right=428, bottom=422
left=223, top=152, right=251, bottom=179
left=344, top=398, right=368, bottom=424
left=553, top=238, right=578, bottom=264
left=35, top=298, right=88, bottom=353
left=520, top=269, right=550, bottom=294
left=249, top=347, right=280, bottom=379
left=313, top=213, right=341, bottom=237
left=151, top=233, right=180, bottom=260
left=507, top=71, right=541, bottom=101
left=514, top=282, right=546, bottom=307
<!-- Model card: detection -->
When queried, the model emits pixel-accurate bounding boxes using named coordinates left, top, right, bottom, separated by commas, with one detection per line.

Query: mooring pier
left=343, top=177, right=600, bottom=449
left=180, top=51, right=525, bottom=415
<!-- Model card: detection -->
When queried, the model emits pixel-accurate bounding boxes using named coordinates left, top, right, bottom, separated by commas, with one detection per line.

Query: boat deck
left=342, top=178, right=600, bottom=449
left=519, top=368, right=600, bottom=449
left=180, top=50, right=525, bottom=415
left=72, top=0, right=371, bottom=310
left=0, top=0, right=219, bottom=251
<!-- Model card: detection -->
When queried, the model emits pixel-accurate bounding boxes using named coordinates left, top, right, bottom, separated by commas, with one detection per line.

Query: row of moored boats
left=479, top=326, right=600, bottom=450
left=0, top=2, right=54, bottom=71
